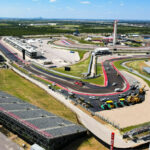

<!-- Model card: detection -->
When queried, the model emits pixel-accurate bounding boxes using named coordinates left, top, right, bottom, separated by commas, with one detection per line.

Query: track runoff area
left=0, top=41, right=149, bottom=113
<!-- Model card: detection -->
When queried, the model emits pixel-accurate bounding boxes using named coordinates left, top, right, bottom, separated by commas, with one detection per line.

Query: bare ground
left=98, top=71, right=150, bottom=129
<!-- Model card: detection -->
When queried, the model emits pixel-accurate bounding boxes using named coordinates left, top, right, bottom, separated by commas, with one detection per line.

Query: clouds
left=32, top=0, right=39, bottom=2
left=120, top=1, right=125, bottom=7
left=49, top=0, right=56, bottom=2
left=1, top=0, right=149, bottom=20
left=80, top=1, right=91, bottom=4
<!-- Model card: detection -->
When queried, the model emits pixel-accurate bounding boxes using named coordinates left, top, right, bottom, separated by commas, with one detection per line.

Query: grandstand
left=0, top=91, right=86, bottom=150
left=4, top=37, right=42, bottom=58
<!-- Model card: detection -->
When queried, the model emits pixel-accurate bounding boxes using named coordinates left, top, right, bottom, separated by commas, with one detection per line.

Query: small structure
left=84, top=37, right=92, bottom=41
left=143, top=67, right=150, bottom=74
left=65, top=66, right=71, bottom=71
left=73, top=30, right=80, bottom=36
left=31, top=144, right=45, bottom=150
left=94, top=47, right=111, bottom=55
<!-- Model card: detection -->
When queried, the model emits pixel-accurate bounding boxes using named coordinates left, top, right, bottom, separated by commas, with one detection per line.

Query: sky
left=0, top=0, right=150, bottom=20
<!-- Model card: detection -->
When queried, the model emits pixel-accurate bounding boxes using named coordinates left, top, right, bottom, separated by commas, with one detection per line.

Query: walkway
left=12, top=66, right=150, bottom=148
left=0, top=132, right=22, bottom=150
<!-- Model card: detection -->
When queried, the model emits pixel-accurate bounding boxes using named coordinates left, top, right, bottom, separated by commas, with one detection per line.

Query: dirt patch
left=79, top=51, right=90, bottom=62
left=98, top=71, right=150, bottom=129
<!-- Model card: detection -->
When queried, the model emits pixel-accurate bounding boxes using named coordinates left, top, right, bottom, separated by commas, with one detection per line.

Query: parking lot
left=30, top=39, right=80, bottom=67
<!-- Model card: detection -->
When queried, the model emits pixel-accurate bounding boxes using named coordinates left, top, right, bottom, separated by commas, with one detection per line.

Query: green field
left=0, top=23, right=10, bottom=26
left=83, top=63, right=104, bottom=85
left=114, top=59, right=150, bottom=87
left=53, top=56, right=104, bottom=86
left=0, top=20, right=150, bottom=36
left=53, top=56, right=91, bottom=77
left=70, top=49, right=87, bottom=60
left=12, top=63, right=61, bottom=90
left=121, top=122, right=150, bottom=133
left=126, top=60, right=150, bottom=78
left=65, top=35, right=103, bottom=46
left=0, top=69, right=77, bottom=123
left=0, top=69, right=108, bottom=150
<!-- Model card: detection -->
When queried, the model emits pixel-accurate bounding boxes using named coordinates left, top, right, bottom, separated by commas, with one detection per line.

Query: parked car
left=74, top=81, right=85, bottom=87
left=89, top=96, right=99, bottom=100
left=114, top=88, right=122, bottom=92
left=112, top=82, right=117, bottom=86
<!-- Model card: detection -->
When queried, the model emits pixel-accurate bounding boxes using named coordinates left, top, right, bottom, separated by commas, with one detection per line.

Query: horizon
left=0, top=17, right=150, bottom=22
left=0, top=0, right=150, bottom=20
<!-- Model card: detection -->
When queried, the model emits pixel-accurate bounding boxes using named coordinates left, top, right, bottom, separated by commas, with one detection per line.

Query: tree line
left=0, top=25, right=150, bottom=36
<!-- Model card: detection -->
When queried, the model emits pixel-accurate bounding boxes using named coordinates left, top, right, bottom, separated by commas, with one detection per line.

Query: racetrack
left=0, top=41, right=129, bottom=95
left=1, top=40, right=150, bottom=149
left=0, top=40, right=149, bottom=112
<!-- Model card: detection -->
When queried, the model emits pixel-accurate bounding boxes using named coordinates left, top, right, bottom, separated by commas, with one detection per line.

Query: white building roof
left=94, top=47, right=110, bottom=52
left=6, top=37, right=37, bottom=53
left=31, top=144, right=45, bottom=150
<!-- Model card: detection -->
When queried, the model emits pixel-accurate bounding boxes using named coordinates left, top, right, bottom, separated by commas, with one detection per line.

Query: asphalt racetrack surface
left=0, top=42, right=149, bottom=112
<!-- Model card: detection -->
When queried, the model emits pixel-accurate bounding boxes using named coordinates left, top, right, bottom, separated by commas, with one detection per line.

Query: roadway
left=1, top=40, right=150, bottom=148
left=0, top=40, right=149, bottom=112
left=54, top=39, right=150, bottom=51
left=0, top=41, right=131, bottom=95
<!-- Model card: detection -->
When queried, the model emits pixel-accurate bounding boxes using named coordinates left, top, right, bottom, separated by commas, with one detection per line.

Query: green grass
left=12, top=63, right=29, bottom=74
left=63, top=135, right=109, bottom=150
left=12, top=63, right=61, bottom=90
left=0, top=69, right=109, bottom=150
left=53, top=55, right=105, bottom=85
left=113, top=60, right=128, bottom=70
left=70, top=49, right=87, bottom=60
left=83, top=63, right=104, bottom=85
left=53, top=56, right=91, bottom=77
left=114, top=58, right=150, bottom=87
left=126, top=60, right=150, bottom=78
left=0, top=23, right=10, bottom=26
left=53, top=56, right=105, bottom=85
left=121, top=122, right=150, bottom=133
left=65, top=35, right=103, bottom=46
left=34, top=60, right=105, bottom=86
left=0, top=69, right=78, bottom=123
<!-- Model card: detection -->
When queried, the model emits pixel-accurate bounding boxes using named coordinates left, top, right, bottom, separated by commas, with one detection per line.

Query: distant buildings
left=29, top=23, right=57, bottom=26
left=73, top=30, right=80, bottom=36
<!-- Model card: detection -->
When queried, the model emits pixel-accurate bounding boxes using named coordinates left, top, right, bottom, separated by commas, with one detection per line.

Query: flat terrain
left=99, top=71, right=150, bottom=129
left=53, top=54, right=91, bottom=77
left=63, top=135, right=109, bottom=150
left=0, top=132, right=22, bottom=150
left=32, top=39, right=80, bottom=67
left=0, top=69, right=77, bottom=123
left=126, top=60, right=150, bottom=78
left=53, top=55, right=105, bottom=85
left=0, top=69, right=108, bottom=150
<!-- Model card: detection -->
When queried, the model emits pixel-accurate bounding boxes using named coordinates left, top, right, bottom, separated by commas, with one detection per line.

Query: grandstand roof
left=0, top=91, right=86, bottom=140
